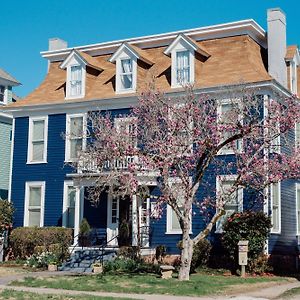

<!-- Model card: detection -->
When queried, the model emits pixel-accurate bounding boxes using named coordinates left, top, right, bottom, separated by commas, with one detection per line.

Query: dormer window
left=119, top=58, right=133, bottom=90
left=70, top=65, right=83, bottom=97
left=164, top=34, right=210, bottom=88
left=176, top=50, right=191, bottom=85
left=109, top=42, right=153, bottom=94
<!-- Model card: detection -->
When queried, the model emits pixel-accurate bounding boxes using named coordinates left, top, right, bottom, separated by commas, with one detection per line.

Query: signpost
left=238, top=240, right=249, bottom=278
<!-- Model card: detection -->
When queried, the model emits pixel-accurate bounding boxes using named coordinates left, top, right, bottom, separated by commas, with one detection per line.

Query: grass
left=10, top=272, right=288, bottom=297
left=0, top=289, right=138, bottom=300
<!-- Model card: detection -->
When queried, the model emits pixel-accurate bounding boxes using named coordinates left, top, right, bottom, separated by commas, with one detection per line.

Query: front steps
left=58, top=248, right=117, bottom=273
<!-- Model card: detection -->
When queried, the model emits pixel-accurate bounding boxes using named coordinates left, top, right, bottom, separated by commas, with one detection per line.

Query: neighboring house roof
left=7, top=34, right=271, bottom=108
left=0, top=68, right=20, bottom=86
left=285, top=45, right=298, bottom=61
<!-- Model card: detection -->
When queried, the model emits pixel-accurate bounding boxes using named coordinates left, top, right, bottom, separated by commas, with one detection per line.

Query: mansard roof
left=8, top=34, right=271, bottom=108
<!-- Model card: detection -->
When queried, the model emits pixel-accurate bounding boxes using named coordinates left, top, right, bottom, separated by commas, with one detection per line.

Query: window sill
left=270, top=230, right=281, bottom=235
left=26, top=161, right=47, bottom=165
left=65, top=94, right=85, bottom=100
left=165, top=231, right=193, bottom=235
left=116, top=88, right=136, bottom=94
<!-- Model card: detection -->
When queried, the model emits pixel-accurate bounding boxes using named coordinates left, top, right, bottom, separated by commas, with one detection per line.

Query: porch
left=66, top=172, right=157, bottom=250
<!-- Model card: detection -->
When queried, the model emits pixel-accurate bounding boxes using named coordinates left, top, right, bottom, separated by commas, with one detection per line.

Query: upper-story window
left=0, top=85, right=5, bottom=103
left=65, top=113, right=86, bottom=162
left=217, top=99, right=242, bottom=155
left=290, top=61, right=297, bottom=94
left=60, top=50, right=87, bottom=99
left=70, top=65, right=83, bottom=97
left=119, top=59, right=133, bottom=90
left=176, top=50, right=191, bottom=85
left=164, top=34, right=211, bottom=88
left=27, top=116, right=48, bottom=164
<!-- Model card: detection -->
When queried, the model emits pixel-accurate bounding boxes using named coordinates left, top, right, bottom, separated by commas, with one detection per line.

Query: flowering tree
left=75, top=87, right=300, bottom=281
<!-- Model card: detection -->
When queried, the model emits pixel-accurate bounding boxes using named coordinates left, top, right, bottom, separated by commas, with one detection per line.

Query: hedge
left=10, top=227, right=73, bottom=259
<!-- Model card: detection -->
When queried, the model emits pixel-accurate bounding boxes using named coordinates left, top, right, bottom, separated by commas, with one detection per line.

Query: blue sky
left=1, top=0, right=299, bottom=97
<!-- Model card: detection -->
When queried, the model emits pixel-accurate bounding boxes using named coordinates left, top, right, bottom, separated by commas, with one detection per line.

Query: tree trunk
left=178, top=227, right=194, bottom=281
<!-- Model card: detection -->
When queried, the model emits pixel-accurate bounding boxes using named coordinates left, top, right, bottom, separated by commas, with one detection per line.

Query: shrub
left=221, top=211, right=272, bottom=273
left=117, top=246, right=139, bottom=260
left=177, top=239, right=212, bottom=272
left=104, top=257, right=160, bottom=274
left=79, top=218, right=91, bottom=247
left=155, top=245, right=166, bottom=263
left=0, top=200, right=14, bottom=234
left=10, top=227, right=73, bottom=259
left=25, top=251, right=58, bottom=269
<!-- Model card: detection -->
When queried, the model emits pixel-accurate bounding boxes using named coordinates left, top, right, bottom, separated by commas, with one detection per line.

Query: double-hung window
left=270, top=182, right=281, bottom=233
left=63, top=182, right=76, bottom=228
left=24, top=182, right=45, bottom=227
left=218, top=100, right=242, bottom=154
left=166, top=179, right=192, bottom=234
left=69, top=65, right=82, bottom=97
left=176, top=51, right=190, bottom=85
left=66, top=114, right=85, bottom=161
left=28, top=117, right=48, bottom=163
left=216, top=175, right=243, bottom=233
left=120, top=59, right=133, bottom=90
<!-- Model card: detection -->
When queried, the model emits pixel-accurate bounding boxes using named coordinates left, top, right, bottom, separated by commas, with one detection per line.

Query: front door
left=107, top=196, right=119, bottom=246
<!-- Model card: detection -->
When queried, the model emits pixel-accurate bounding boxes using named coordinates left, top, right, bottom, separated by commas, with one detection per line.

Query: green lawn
left=0, top=289, right=137, bottom=300
left=10, top=273, right=288, bottom=297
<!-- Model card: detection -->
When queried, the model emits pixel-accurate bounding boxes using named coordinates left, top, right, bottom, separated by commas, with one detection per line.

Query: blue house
left=5, top=8, right=300, bottom=269
left=0, top=68, right=20, bottom=199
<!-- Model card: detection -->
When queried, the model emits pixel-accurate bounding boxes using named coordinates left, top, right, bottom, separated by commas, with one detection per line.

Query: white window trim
left=27, top=116, right=48, bottom=164
left=165, top=177, right=193, bottom=234
left=215, top=175, right=243, bottom=233
left=0, top=85, right=8, bottom=105
left=66, top=64, right=86, bottom=100
left=171, top=48, right=195, bottom=88
left=217, top=99, right=243, bottom=155
left=116, top=56, right=137, bottom=94
left=62, top=181, right=78, bottom=228
left=296, top=183, right=300, bottom=236
left=24, top=181, right=46, bottom=227
left=290, top=59, right=298, bottom=95
left=270, top=181, right=281, bottom=234
left=65, top=113, right=87, bottom=162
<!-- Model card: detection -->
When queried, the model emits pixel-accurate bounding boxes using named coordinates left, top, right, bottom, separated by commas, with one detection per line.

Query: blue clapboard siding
left=11, top=114, right=73, bottom=227
left=11, top=108, right=131, bottom=228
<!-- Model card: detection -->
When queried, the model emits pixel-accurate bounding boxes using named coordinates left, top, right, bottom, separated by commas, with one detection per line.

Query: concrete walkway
left=0, top=270, right=299, bottom=300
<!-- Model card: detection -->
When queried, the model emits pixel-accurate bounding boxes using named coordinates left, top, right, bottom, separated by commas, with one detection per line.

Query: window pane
left=70, top=117, right=83, bottom=137
left=70, top=138, right=82, bottom=159
left=32, top=120, right=44, bottom=141
left=32, top=141, right=44, bottom=161
left=28, top=209, right=41, bottom=227
left=120, top=59, right=133, bottom=89
left=272, top=207, right=279, bottom=230
left=272, top=183, right=279, bottom=206
left=176, top=51, right=190, bottom=84
left=29, top=187, right=41, bottom=206
left=68, top=186, right=76, bottom=207
left=67, top=207, right=75, bottom=228
left=171, top=210, right=181, bottom=231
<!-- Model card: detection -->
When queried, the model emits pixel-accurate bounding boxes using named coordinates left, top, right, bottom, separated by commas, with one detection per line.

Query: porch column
left=73, top=186, right=83, bottom=245
left=132, top=194, right=138, bottom=246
